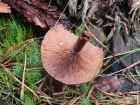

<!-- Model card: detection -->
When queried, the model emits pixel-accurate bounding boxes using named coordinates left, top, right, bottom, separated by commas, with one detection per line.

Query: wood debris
left=1, top=0, right=68, bottom=28
left=0, top=2, right=11, bottom=13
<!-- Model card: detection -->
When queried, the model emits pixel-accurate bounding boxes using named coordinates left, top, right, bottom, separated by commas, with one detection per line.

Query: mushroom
left=41, top=24, right=103, bottom=85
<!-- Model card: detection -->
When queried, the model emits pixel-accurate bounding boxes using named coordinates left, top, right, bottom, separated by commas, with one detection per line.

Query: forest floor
left=1, top=0, right=140, bottom=105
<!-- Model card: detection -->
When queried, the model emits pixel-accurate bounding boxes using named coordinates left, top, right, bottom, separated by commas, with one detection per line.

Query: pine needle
left=20, top=50, right=27, bottom=100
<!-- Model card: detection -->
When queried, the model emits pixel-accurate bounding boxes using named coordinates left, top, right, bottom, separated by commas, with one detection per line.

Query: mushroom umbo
left=41, top=24, right=103, bottom=85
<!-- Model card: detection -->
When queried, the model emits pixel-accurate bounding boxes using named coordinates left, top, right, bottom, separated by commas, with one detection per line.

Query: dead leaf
left=33, top=16, right=46, bottom=28
left=95, top=76, right=121, bottom=92
left=0, top=2, right=11, bottom=13
left=0, top=97, right=4, bottom=105
left=1, top=0, right=69, bottom=28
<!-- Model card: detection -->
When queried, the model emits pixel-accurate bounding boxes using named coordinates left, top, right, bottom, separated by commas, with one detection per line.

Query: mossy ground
left=1, top=14, right=139, bottom=105
left=0, top=15, right=93, bottom=105
left=0, top=15, right=43, bottom=105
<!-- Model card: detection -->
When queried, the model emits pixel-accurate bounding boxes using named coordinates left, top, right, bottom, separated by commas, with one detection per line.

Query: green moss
left=96, top=92, right=105, bottom=100
left=2, top=19, right=32, bottom=49
left=80, top=83, right=90, bottom=93
left=74, top=23, right=85, bottom=36
left=26, top=69, right=42, bottom=84
left=0, top=16, right=43, bottom=104
left=66, top=88, right=81, bottom=97
left=80, top=96, right=91, bottom=105
left=11, top=64, right=23, bottom=76
left=24, top=95, right=36, bottom=105
left=26, top=41, right=41, bottom=68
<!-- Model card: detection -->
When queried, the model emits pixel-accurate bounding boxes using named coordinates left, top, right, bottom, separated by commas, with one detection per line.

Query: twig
left=102, top=60, right=140, bottom=76
left=20, top=50, right=27, bottom=100
left=104, top=48, right=140, bottom=60
left=55, top=1, right=69, bottom=25
left=1, top=64, right=39, bottom=98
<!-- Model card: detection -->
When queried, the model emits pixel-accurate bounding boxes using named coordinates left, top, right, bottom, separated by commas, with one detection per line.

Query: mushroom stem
left=72, top=32, right=90, bottom=54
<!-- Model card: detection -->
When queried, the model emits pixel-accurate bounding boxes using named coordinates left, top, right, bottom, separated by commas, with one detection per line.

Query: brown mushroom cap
left=41, top=24, right=103, bottom=85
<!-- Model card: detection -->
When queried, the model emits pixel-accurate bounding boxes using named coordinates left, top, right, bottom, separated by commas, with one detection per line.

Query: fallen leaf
left=33, top=16, right=46, bottom=28
left=0, top=97, right=4, bottom=105
left=95, top=76, right=121, bottom=92
left=0, top=2, right=11, bottom=13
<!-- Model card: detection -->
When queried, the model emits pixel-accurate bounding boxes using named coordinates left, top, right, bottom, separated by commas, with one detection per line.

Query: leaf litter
left=1, top=0, right=140, bottom=105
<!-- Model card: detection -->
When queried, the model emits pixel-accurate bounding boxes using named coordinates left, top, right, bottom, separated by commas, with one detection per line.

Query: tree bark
left=2, top=0, right=68, bottom=28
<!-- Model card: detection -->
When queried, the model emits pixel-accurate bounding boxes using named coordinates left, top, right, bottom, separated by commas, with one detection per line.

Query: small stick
left=20, top=51, right=27, bottom=100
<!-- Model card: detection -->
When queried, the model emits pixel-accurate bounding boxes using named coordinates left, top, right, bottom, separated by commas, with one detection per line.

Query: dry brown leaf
left=95, top=76, right=121, bottom=92
left=0, top=97, right=4, bottom=105
left=0, top=2, right=11, bottom=13
left=33, top=17, right=46, bottom=28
